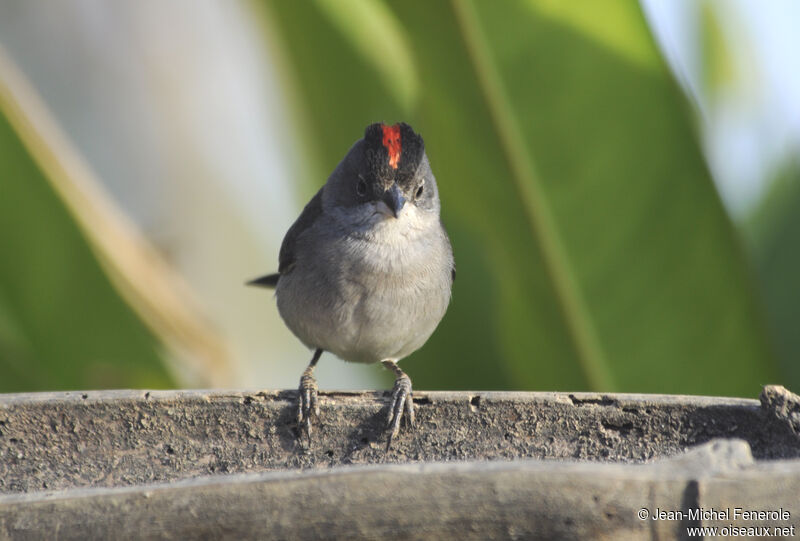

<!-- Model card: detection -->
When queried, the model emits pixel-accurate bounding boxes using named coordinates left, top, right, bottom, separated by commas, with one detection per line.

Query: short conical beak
left=382, top=183, right=406, bottom=218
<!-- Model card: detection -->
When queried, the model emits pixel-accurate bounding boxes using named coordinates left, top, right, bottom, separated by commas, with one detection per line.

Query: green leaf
left=262, top=0, right=778, bottom=394
left=313, top=0, right=419, bottom=112
left=0, top=50, right=186, bottom=391
left=700, top=0, right=741, bottom=98
left=744, top=163, right=800, bottom=391
left=0, top=45, right=234, bottom=391
left=0, top=110, right=173, bottom=391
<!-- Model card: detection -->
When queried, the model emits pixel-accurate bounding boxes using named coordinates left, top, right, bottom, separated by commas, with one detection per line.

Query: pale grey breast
left=276, top=207, right=452, bottom=364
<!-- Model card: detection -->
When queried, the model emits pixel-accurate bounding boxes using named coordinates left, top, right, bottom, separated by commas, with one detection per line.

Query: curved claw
left=385, top=372, right=413, bottom=450
left=405, top=387, right=415, bottom=428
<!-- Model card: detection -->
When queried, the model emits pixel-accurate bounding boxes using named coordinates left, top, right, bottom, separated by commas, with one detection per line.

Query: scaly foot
left=296, top=349, right=322, bottom=441
left=382, top=360, right=415, bottom=450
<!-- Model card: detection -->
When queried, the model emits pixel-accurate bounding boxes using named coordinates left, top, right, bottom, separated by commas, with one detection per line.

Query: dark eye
left=356, top=179, right=367, bottom=196
left=415, top=184, right=424, bottom=199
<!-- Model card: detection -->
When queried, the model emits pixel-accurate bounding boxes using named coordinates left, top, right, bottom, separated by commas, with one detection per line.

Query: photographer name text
left=650, top=507, right=790, bottom=522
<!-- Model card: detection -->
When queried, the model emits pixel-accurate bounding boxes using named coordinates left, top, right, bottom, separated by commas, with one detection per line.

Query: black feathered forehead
left=363, top=122, right=425, bottom=187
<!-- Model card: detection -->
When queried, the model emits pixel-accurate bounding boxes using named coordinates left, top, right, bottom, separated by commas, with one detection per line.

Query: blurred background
left=0, top=0, right=798, bottom=397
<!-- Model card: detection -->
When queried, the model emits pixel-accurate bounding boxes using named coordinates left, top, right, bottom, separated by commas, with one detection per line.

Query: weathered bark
left=1, top=386, right=798, bottom=539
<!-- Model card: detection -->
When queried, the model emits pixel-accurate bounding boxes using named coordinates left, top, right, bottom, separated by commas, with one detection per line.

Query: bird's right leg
left=382, top=360, right=415, bottom=450
left=297, top=348, right=323, bottom=440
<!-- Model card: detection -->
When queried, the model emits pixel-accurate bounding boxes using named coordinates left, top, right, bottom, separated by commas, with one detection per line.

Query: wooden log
left=1, top=386, right=799, bottom=539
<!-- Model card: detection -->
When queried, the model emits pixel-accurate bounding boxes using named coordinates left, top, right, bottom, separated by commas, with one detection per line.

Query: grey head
left=321, top=122, right=442, bottom=228
left=248, top=122, right=451, bottom=287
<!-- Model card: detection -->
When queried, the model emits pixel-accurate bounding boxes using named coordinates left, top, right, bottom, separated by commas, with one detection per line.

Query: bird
left=248, top=122, right=454, bottom=449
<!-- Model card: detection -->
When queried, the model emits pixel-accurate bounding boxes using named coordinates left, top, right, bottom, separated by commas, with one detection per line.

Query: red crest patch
left=381, top=124, right=402, bottom=169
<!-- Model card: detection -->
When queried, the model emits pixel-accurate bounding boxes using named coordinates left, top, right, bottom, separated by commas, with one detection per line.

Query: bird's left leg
left=297, top=348, right=323, bottom=441
left=382, top=360, right=415, bottom=450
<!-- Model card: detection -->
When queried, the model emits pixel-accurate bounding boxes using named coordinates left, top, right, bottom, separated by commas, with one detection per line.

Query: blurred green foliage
left=700, top=0, right=739, bottom=97
left=0, top=1, right=791, bottom=396
left=745, top=163, right=800, bottom=391
left=0, top=108, right=173, bottom=392
left=263, top=0, right=779, bottom=395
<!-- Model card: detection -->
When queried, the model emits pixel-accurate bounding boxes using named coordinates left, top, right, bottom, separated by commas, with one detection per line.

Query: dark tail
left=247, top=273, right=280, bottom=288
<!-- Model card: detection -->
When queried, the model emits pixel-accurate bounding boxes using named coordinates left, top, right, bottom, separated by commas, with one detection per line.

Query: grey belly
left=275, top=241, right=451, bottom=364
